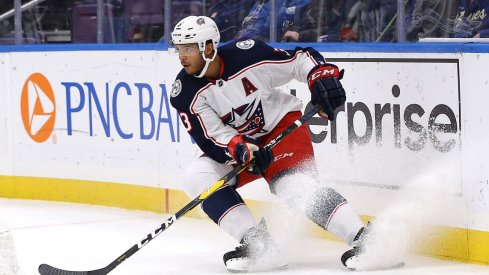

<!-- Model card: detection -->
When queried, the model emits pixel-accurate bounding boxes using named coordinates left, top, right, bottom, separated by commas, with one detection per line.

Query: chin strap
left=194, top=50, right=218, bottom=78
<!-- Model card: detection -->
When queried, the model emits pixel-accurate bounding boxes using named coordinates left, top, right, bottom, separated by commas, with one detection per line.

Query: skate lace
left=352, top=227, right=365, bottom=247
left=352, top=222, right=372, bottom=254
left=236, top=233, right=268, bottom=257
left=235, top=243, right=249, bottom=253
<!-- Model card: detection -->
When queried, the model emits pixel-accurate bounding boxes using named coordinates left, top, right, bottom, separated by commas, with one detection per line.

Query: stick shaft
left=39, top=105, right=320, bottom=275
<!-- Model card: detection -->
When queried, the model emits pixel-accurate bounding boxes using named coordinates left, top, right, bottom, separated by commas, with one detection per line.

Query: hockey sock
left=271, top=172, right=364, bottom=245
left=304, top=187, right=364, bottom=244
left=202, top=185, right=256, bottom=240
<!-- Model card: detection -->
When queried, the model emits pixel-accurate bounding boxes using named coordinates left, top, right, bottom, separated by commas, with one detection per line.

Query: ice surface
left=0, top=198, right=487, bottom=275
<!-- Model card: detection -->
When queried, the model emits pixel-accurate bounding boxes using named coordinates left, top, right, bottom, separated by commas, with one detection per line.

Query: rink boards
left=0, top=42, right=488, bottom=264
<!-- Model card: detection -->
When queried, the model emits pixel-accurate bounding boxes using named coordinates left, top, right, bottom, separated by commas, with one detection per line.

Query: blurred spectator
left=0, top=3, right=14, bottom=38
left=281, top=0, right=350, bottom=42
left=208, top=0, right=255, bottom=41
left=235, top=0, right=270, bottom=41
left=406, top=0, right=458, bottom=41
left=41, top=0, right=74, bottom=32
left=453, top=0, right=489, bottom=38
left=278, top=0, right=312, bottom=40
left=123, top=0, right=164, bottom=42
left=235, top=0, right=312, bottom=42
left=340, top=0, right=397, bottom=42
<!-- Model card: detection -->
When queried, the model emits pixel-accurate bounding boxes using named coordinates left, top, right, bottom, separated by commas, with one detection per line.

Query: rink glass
left=0, top=0, right=461, bottom=45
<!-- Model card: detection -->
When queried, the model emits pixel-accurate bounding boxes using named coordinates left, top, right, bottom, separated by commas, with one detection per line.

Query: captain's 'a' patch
left=236, top=39, right=255, bottom=50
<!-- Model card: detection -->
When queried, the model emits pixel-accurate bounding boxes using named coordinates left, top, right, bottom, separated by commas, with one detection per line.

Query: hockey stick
left=38, top=105, right=321, bottom=275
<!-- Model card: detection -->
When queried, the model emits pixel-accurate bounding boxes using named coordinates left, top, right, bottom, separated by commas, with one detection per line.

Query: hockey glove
left=227, top=135, right=274, bottom=175
left=307, top=63, right=346, bottom=121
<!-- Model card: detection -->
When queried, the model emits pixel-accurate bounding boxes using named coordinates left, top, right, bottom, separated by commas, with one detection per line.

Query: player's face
left=176, top=44, right=205, bottom=75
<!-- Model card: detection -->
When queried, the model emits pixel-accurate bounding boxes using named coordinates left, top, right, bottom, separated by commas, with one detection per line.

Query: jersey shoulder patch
left=170, top=70, right=208, bottom=112
left=236, top=39, right=255, bottom=49
left=171, top=79, right=182, bottom=97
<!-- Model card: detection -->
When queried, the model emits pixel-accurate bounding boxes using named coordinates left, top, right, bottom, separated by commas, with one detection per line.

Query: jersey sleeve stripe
left=195, top=113, right=228, bottom=147
left=189, top=82, right=213, bottom=115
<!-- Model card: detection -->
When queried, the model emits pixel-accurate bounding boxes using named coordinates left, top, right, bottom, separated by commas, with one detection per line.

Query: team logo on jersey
left=171, top=79, right=182, bottom=97
left=221, top=99, right=265, bottom=136
left=236, top=40, right=255, bottom=50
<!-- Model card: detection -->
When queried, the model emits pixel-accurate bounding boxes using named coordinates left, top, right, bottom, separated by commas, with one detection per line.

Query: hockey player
left=170, top=15, right=366, bottom=272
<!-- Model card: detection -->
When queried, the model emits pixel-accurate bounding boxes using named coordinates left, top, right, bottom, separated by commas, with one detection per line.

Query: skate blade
left=348, top=261, right=405, bottom=271
left=226, top=258, right=252, bottom=273
left=227, top=264, right=288, bottom=273
left=226, top=257, right=288, bottom=273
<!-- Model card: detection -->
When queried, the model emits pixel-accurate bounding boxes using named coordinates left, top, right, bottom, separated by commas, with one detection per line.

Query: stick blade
left=38, top=263, right=106, bottom=275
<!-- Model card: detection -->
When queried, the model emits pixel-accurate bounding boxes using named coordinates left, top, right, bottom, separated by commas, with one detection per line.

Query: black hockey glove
left=227, top=135, right=274, bottom=175
left=307, top=63, right=346, bottom=121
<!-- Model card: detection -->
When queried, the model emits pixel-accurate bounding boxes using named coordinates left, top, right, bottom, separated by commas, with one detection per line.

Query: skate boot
left=341, top=223, right=405, bottom=271
left=223, top=219, right=287, bottom=272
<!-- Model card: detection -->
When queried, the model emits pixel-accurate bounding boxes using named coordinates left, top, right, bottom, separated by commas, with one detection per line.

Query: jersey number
left=179, top=112, right=192, bottom=131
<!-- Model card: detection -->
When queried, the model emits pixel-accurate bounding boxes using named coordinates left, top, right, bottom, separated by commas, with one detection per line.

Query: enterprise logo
left=20, top=73, right=56, bottom=143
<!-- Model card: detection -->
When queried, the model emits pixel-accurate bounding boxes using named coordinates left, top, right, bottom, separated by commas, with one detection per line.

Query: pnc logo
left=20, top=73, right=56, bottom=143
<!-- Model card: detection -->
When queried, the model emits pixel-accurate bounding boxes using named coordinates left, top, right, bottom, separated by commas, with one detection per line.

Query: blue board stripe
left=0, top=42, right=488, bottom=53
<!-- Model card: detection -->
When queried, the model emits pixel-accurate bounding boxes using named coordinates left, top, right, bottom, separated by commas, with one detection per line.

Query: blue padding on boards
left=202, top=185, right=245, bottom=225
left=2, top=42, right=489, bottom=53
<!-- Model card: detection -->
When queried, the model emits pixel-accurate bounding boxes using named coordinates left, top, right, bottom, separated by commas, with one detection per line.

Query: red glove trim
left=228, top=135, right=245, bottom=161
left=307, top=64, right=341, bottom=90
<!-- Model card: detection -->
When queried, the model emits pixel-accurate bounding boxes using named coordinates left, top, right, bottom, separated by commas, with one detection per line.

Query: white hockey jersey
left=170, top=39, right=324, bottom=163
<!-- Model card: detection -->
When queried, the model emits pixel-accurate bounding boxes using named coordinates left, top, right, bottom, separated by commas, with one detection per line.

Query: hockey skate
left=341, top=224, right=405, bottom=271
left=223, top=219, right=287, bottom=273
